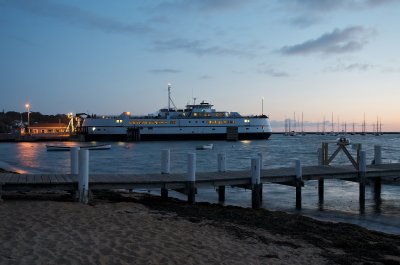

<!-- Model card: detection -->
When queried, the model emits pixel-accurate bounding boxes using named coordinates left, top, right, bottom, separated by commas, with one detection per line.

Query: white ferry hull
left=83, top=131, right=272, bottom=141
left=80, top=117, right=272, bottom=141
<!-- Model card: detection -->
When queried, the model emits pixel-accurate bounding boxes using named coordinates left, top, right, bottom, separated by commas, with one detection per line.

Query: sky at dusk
left=1, top=0, right=400, bottom=131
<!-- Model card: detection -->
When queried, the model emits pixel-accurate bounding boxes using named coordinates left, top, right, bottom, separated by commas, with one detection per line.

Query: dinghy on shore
left=46, top=144, right=111, bottom=151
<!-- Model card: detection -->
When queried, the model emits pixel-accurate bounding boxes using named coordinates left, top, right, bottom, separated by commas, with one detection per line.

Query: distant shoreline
left=271, top=131, right=400, bottom=134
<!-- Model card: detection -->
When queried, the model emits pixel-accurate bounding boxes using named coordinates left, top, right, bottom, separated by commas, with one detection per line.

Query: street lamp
left=25, top=103, right=30, bottom=133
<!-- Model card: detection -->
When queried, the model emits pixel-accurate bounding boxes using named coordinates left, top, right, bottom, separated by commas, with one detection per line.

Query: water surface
left=0, top=134, right=399, bottom=234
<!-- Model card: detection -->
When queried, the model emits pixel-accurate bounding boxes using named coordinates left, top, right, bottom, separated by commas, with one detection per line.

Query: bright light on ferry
left=92, top=127, right=96, bottom=131
left=244, top=119, right=250, bottom=123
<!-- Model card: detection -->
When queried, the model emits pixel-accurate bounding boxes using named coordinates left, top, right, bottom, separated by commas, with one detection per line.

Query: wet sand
left=0, top=190, right=399, bottom=265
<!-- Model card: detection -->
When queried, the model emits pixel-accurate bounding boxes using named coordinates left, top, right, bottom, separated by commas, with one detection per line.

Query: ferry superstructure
left=78, top=85, right=272, bottom=141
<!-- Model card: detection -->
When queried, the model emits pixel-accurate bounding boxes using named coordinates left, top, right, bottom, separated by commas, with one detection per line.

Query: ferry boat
left=77, top=85, right=272, bottom=141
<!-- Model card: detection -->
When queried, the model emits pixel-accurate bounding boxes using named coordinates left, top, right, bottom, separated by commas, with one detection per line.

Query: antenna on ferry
left=193, top=97, right=197, bottom=105
left=166, top=82, right=177, bottom=111
left=167, top=83, right=171, bottom=111
left=261, top=97, right=264, bottom=116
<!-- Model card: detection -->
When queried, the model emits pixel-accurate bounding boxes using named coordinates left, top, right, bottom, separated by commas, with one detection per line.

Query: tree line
left=0, top=111, right=69, bottom=133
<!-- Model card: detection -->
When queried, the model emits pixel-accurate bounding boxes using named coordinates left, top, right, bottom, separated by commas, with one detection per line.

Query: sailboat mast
left=293, top=112, right=296, bottom=132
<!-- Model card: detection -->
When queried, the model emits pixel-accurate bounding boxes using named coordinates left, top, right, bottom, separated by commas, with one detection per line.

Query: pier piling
left=70, top=147, right=80, bottom=175
left=317, top=148, right=324, bottom=203
left=258, top=153, right=264, bottom=201
left=295, top=159, right=302, bottom=210
left=187, top=153, right=196, bottom=204
left=373, top=145, right=382, bottom=199
left=161, top=149, right=170, bottom=199
left=217, top=153, right=226, bottom=202
left=78, top=149, right=89, bottom=204
left=359, top=151, right=367, bottom=211
left=251, top=157, right=261, bottom=209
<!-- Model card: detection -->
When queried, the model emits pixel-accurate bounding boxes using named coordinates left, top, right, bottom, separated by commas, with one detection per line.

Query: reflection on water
left=0, top=134, right=399, bottom=234
left=14, top=142, right=43, bottom=169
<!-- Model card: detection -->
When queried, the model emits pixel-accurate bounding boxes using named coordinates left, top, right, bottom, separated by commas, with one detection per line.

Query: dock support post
left=317, top=148, right=324, bottom=203
left=78, top=149, right=89, bottom=204
left=161, top=149, right=170, bottom=199
left=70, top=147, right=80, bottom=200
left=295, top=159, right=302, bottom=210
left=373, top=145, right=382, bottom=199
left=322, top=143, right=328, bottom=165
left=71, top=147, right=80, bottom=174
left=251, top=157, right=261, bottom=209
left=217, top=153, right=226, bottom=202
left=258, top=153, right=264, bottom=202
left=359, top=151, right=366, bottom=212
left=187, top=153, right=196, bottom=204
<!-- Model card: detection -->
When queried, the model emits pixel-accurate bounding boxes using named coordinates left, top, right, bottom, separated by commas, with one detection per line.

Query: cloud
left=4, top=0, right=151, bottom=35
left=155, top=0, right=249, bottom=13
left=326, top=62, right=374, bottom=72
left=288, top=16, right=322, bottom=28
left=149, top=69, right=182, bottom=74
left=282, top=0, right=399, bottom=27
left=199, top=75, right=213, bottom=79
left=258, top=67, right=289, bottom=77
left=286, top=0, right=399, bottom=12
left=152, top=38, right=253, bottom=57
left=5, top=34, right=38, bottom=47
left=280, top=26, right=371, bottom=55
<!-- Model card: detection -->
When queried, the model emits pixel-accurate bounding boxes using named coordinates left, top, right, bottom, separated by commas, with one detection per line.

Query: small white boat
left=46, top=144, right=111, bottom=151
left=196, top=144, right=213, bottom=150
left=336, top=137, right=350, bottom=145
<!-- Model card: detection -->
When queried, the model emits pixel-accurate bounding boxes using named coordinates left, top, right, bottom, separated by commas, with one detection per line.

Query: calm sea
left=1, top=134, right=399, bottom=234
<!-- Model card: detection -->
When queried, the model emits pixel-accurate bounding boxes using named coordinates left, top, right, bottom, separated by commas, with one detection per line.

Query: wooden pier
left=0, top=143, right=399, bottom=210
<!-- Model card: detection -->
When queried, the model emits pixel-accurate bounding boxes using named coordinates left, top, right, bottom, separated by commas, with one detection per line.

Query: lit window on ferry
left=170, top=121, right=176, bottom=124
left=207, top=120, right=235, bottom=125
left=244, top=119, right=250, bottom=123
left=129, top=121, right=168, bottom=125
left=116, top=119, right=123, bottom=124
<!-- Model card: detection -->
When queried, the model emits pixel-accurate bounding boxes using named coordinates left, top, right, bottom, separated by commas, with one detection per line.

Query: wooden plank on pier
left=26, top=174, right=35, bottom=184
left=41, top=174, right=51, bottom=184
left=34, top=174, right=43, bottom=184
left=17, top=174, right=27, bottom=184
left=62, top=174, right=75, bottom=183
left=54, top=174, right=68, bottom=183
left=8, top=174, right=20, bottom=184
left=0, top=173, right=11, bottom=183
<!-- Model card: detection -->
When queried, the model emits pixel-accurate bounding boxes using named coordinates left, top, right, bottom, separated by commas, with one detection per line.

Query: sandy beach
left=0, top=191, right=399, bottom=265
